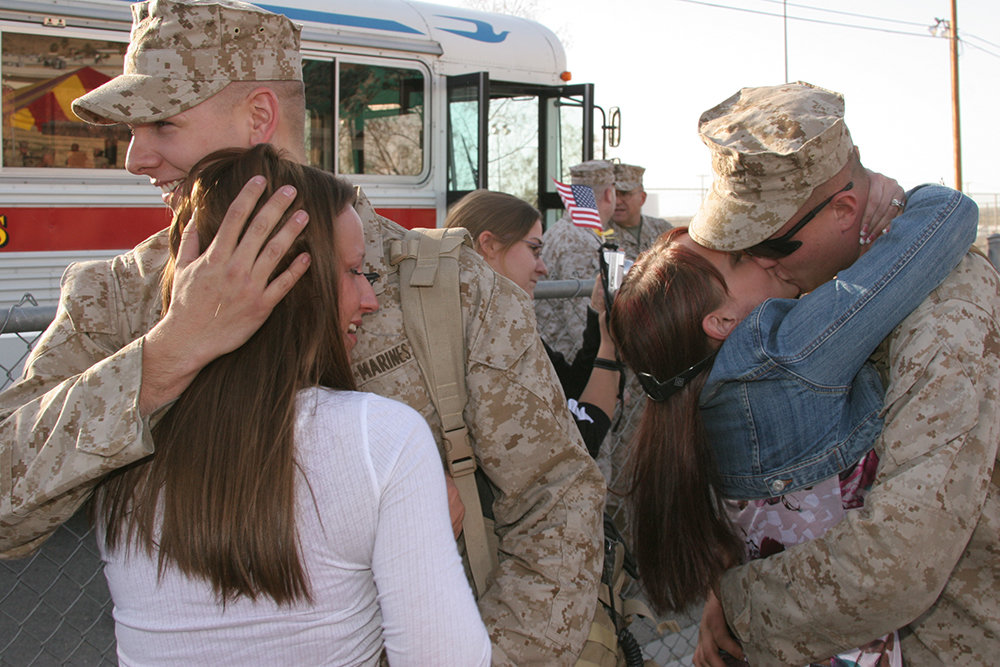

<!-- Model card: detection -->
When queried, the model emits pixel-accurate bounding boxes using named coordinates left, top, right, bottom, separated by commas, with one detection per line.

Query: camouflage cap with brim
left=614, top=163, right=645, bottom=192
left=72, top=0, right=302, bottom=126
left=689, top=82, right=854, bottom=252
left=570, top=160, right=616, bottom=187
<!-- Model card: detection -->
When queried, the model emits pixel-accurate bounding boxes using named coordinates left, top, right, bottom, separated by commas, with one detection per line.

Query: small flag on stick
left=553, top=179, right=603, bottom=231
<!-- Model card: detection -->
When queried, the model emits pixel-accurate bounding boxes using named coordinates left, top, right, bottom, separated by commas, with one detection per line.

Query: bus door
left=446, top=72, right=594, bottom=225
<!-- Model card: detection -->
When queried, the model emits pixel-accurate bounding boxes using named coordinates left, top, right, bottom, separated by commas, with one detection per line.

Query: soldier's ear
left=830, top=188, right=861, bottom=233
left=246, top=87, right=281, bottom=146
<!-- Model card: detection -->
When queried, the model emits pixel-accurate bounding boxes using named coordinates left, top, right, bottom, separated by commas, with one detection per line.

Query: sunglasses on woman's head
left=743, top=182, right=854, bottom=259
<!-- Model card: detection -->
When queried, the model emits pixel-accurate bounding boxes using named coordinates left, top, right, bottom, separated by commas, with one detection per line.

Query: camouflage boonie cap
left=614, top=163, right=645, bottom=192
left=570, top=160, right=615, bottom=187
left=72, top=0, right=302, bottom=125
left=689, top=82, right=855, bottom=251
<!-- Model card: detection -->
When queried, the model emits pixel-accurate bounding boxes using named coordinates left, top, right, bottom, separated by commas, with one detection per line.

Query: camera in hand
left=600, top=242, right=633, bottom=313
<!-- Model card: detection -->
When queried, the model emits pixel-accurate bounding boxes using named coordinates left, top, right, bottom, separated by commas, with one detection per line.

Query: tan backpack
left=389, top=226, right=668, bottom=667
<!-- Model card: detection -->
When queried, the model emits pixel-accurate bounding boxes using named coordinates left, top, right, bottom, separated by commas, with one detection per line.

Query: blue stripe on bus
left=434, top=16, right=509, bottom=43
left=257, top=5, right=424, bottom=34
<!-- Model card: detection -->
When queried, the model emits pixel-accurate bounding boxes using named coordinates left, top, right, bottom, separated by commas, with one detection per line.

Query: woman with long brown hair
left=609, top=184, right=977, bottom=667
left=445, top=189, right=619, bottom=457
left=93, top=145, right=491, bottom=667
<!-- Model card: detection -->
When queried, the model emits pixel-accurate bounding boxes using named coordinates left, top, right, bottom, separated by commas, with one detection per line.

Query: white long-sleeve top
left=100, top=389, right=491, bottom=667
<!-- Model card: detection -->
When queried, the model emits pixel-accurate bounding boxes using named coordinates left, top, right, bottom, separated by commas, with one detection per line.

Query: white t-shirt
left=101, top=389, right=491, bottom=667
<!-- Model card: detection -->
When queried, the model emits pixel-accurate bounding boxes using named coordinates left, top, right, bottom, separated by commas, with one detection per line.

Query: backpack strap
left=389, top=227, right=497, bottom=596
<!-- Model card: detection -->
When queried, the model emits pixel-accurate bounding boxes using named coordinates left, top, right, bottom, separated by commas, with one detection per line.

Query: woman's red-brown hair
left=95, top=145, right=357, bottom=605
left=609, top=227, right=744, bottom=613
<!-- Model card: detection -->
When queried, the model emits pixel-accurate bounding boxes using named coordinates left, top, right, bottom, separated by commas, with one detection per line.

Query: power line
left=676, top=0, right=938, bottom=39
left=962, top=40, right=1000, bottom=61
left=752, top=0, right=929, bottom=29
left=682, top=0, right=1000, bottom=57
left=962, top=31, right=1000, bottom=53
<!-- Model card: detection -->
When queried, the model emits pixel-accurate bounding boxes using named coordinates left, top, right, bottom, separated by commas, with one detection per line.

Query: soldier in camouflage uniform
left=689, top=82, right=1000, bottom=667
left=536, top=161, right=673, bottom=358
left=535, top=161, right=672, bottom=524
left=535, top=160, right=616, bottom=358
left=0, top=2, right=606, bottom=665
left=611, top=163, right=674, bottom=248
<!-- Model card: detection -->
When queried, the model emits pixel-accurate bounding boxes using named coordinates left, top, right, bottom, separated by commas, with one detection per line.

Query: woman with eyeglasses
left=608, top=179, right=978, bottom=667
left=93, top=145, right=491, bottom=667
left=445, top=189, right=618, bottom=458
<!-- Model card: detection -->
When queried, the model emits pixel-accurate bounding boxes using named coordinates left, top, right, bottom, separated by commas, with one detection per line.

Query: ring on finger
left=890, top=198, right=905, bottom=209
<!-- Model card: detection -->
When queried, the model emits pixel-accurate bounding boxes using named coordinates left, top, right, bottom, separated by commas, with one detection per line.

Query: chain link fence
left=1, top=297, right=118, bottom=667
left=0, top=290, right=701, bottom=667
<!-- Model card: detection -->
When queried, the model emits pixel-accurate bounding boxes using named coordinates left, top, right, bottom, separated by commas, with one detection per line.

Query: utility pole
left=783, top=0, right=789, bottom=82
left=931, top=6, right=963, bottom=192
left=950, top=0, right=962, bottom=192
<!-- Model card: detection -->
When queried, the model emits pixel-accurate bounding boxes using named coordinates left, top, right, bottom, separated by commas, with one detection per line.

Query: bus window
left=558, top=97, right=586, bottom=182
left=1, top=32, right=130, bottom=169
left=338, top=62, right=424, bottom=176
left=447, top=79, right=483, bottom=193
left=487, top=94, right=539, bottom=205
left=303, top=59, right=334, bottom=172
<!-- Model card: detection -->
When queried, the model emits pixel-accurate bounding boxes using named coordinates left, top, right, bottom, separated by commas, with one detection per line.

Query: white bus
left=0, top=0, right=603, bottom=306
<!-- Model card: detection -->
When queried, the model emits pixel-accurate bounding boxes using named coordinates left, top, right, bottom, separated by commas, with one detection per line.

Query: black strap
left=636, top=352, right=718, bottom=402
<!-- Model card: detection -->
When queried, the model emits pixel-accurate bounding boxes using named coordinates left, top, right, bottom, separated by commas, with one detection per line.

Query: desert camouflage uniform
left=534, top=212, right=671, bottom=503
left=719, top=251, right=1000, bottom=666
left=0, top=232, right=165, bottom=559
left=352, top=195, right=605, bottom=667
left=0, top=192, right=605, bottom=667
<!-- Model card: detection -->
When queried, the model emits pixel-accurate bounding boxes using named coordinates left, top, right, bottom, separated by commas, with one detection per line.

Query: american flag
left=553, top=179, right=603, bottom=231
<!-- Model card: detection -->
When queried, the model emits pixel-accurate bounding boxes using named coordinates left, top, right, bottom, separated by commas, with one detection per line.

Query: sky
left=439, top=0, right=1000, bottom=217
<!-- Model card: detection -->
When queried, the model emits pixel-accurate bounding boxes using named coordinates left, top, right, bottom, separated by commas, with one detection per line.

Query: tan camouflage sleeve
left=0, top=255, right=161, bottom=558
left=719, top=254, right=1000, bottom=665
left=465, top=266, right=605, bottom=667
left=534, top=220, right=601, bottom=359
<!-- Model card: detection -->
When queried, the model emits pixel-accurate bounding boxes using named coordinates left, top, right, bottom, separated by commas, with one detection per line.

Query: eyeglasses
left=744, top=181, right=854, bottom=259
left=351, top=268, right=381, bottom=285
left=520, top=239, right=544, bottom=260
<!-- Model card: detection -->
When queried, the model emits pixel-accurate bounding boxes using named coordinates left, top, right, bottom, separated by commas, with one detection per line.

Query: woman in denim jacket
left=609, top=183, right=978, bottom=666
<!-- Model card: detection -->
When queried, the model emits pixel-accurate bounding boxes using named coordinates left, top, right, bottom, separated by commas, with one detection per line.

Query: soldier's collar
left=354, top=187, right=389, bottom=297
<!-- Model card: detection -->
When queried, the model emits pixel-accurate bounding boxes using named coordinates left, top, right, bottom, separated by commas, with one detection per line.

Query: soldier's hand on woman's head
left=139, top=176, right=310, bottom=415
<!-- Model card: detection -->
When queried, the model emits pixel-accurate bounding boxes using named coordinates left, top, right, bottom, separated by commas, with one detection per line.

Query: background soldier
left=536, top=160, right=673, bottom=532
left=611, top=162, right=673, bottom=254
left=535, top=160, right=617, bottom=361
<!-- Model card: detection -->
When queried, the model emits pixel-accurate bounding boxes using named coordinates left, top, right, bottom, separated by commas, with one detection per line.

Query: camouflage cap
left=688, top=82, right=854, bottom=252
left=613, top=163, right=645, bottom=192
left=570, top=160, right=616, bottom=187
left=72, top=0, right=302, bottom=125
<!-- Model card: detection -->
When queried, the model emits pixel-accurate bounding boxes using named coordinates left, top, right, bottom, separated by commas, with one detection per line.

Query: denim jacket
left=700, top=185, right=978, bottom=500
